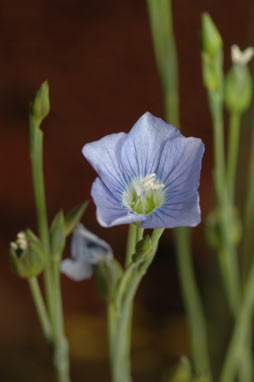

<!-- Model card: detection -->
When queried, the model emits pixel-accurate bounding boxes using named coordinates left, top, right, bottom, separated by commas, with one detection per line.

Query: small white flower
left=231, top=45, right=254, bottom=66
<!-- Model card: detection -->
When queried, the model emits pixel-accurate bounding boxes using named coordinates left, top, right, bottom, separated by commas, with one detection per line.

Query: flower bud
left=224, top=46, right=253, bottom=114
left=201, top=13, right=222, bottom=58
left=30, top=81, right=50, bottom=122
left=94, top=258, right=123, bottom=302
left=205, top=207, right=241, bottom=250
left=132, top=235, right=153, bottom=263
left=9, top=230, right=45, bottom=278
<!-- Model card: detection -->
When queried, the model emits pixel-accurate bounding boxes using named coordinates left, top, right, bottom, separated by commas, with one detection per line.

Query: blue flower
left=82, top=112, right=204, bottom=229
left=60, top=223, right=113, bottom=281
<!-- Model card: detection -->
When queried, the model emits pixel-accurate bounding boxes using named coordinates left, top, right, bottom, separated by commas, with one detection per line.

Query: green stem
left=148, top=0, right=211, bottom=376
left=226, top=112, right=241, bottom=202
left=174, top=227, right=211, bottom=377
left=220, top=256, right=254, bottom=382
left=110, top=228, right=163, bottom=382
left=29, top=115, right=55, bottom=323
left=147, top=0, right=179, bottom=128
left=210, top=100, right=240, bottom=316
left=125, top=224, right=138, bottom=267
left=29, top=115, right=70, bottom=382
left=53, top=267, right=70, bottom=382
left=28, top=276, right=52, bottom=342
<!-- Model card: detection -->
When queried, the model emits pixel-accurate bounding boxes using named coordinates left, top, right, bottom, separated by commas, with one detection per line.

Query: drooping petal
left=71, top=223, right=113, bottom=261
left=60, top=258, right=93, bottom=281
left=91, top=177, right=147, bottom=227
left=121, top=112, right=182, bottom=179
left=60, top=223, right=113, bottom=281
left=82, top=132, right=128, bottom=199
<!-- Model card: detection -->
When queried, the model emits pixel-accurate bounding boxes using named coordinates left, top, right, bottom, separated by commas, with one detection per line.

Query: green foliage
left=50, top=211, right=66, bottom=262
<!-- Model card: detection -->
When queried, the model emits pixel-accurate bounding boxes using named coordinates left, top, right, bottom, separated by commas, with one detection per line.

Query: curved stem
left=174, top=227, right=211, bottom=377
left=28, top=276, right=52, bottom=342
left=220, top=256, right=254, bottom=381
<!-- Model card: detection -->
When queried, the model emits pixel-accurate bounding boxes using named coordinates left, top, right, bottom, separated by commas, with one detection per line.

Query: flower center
left=122, top=173, right=165, bottom=215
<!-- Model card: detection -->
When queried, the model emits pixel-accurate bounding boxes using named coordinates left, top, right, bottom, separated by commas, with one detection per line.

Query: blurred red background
left=0, top=0, right=251, bottom=380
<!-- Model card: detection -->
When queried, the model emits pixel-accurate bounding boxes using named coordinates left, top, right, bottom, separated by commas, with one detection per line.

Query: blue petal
left=60, top=223, right=113, bottom=281
left=82, top=132, right=128, bottom=200
left=60, top=258, right=93, bottom=281
left=121, top=112, right=182, bottom=179
left=71, top=223, right=113, bottom=261
left=141, top=137, right=204, bottom=228
left=91, top=177, right=147, bottom=227
left=140, top=195, right=201, bottom=228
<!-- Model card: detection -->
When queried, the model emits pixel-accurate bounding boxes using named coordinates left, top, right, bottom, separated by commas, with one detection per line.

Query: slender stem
left=109, top=228, right=163, bottom=382
left=29, top=115, right=55, bottom=322
left=125, top=224, right=138, bottom=267
left=147, top=0, right=179, bottom=128
left=29, top=115, right=70, bottom=382
left=174, top=227, right=211, bottom=377
left=148, top=0, right=211, bottom=376
left=28, top=276, right=52, bottom=342
left=220, top=256, right=254, bottom=382
left=211, top=100, right=240, bottom=316
left=52, top=267, right=70, bottom=382
left=226, top=112, right=241, bottom=202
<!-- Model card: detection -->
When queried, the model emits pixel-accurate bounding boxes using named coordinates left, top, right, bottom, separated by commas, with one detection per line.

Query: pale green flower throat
left=122, top=173, right=165, bottom=215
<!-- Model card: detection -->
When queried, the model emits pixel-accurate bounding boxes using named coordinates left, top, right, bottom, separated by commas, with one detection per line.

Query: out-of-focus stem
left=147, top=0, right=179, bottom=128
left=220, top=256, right=254, bottom=382
left=227, top=112, right=241, bottom=202
left=147, top=0, right=210, bottom=377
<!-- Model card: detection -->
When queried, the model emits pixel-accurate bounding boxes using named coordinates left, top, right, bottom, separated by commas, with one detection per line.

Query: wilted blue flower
left=60, top=223, right=113, bottom=281
left=82, top=112, right=204, bottom=228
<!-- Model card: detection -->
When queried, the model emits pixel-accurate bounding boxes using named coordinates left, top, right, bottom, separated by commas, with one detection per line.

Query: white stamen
left=17, top=232, right=28, bottom=251
left=231, top=45, right=254, bottom=66
left=122, top=173, right=165, bottom=215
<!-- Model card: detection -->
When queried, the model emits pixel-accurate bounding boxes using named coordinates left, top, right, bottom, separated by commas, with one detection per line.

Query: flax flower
left=82, top=112, right=204, bottom=229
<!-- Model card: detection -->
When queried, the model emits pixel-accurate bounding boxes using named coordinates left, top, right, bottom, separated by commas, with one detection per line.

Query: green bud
left=224, top=65, right=252, bottom=113
left=132, top=235, right=153, bottom=263
left=205, top=207, right=241, bottom=250
left=31, top=81, right=50, bottom=122
left=201, top=53, right=219, bottom=90
left=201, top=13, right=222, bottom=57
left=9, top=230, right=45, bottom=278
left=94, top=258, right=123, bottom=302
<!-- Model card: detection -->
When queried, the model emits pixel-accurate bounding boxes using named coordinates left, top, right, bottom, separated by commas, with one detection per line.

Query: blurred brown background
left=0, top=0, right=251, bottom=381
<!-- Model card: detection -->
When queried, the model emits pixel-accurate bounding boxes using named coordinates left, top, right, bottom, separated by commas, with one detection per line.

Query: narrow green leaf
left=50, top=211, right=65, bottom=261
left=64, top=201, right=89, bottom=236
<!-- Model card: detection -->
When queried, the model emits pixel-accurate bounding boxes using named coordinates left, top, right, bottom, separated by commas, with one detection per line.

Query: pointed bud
left=224, top=46, right=253, bottom=114
left=94, top=258, right=123, bottom=302
left=205, top=207, right=241, bottom=250
left=30, top=81, right=50, bottom=122
left=9, top=230, right=45, bottom=278
left=201, top=13, right=222, bottom=58
left=132, top=235, right=153, bottom=263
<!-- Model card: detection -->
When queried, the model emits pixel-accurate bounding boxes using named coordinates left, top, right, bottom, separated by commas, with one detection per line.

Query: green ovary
left=122, top=174, right=165, bottom=215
